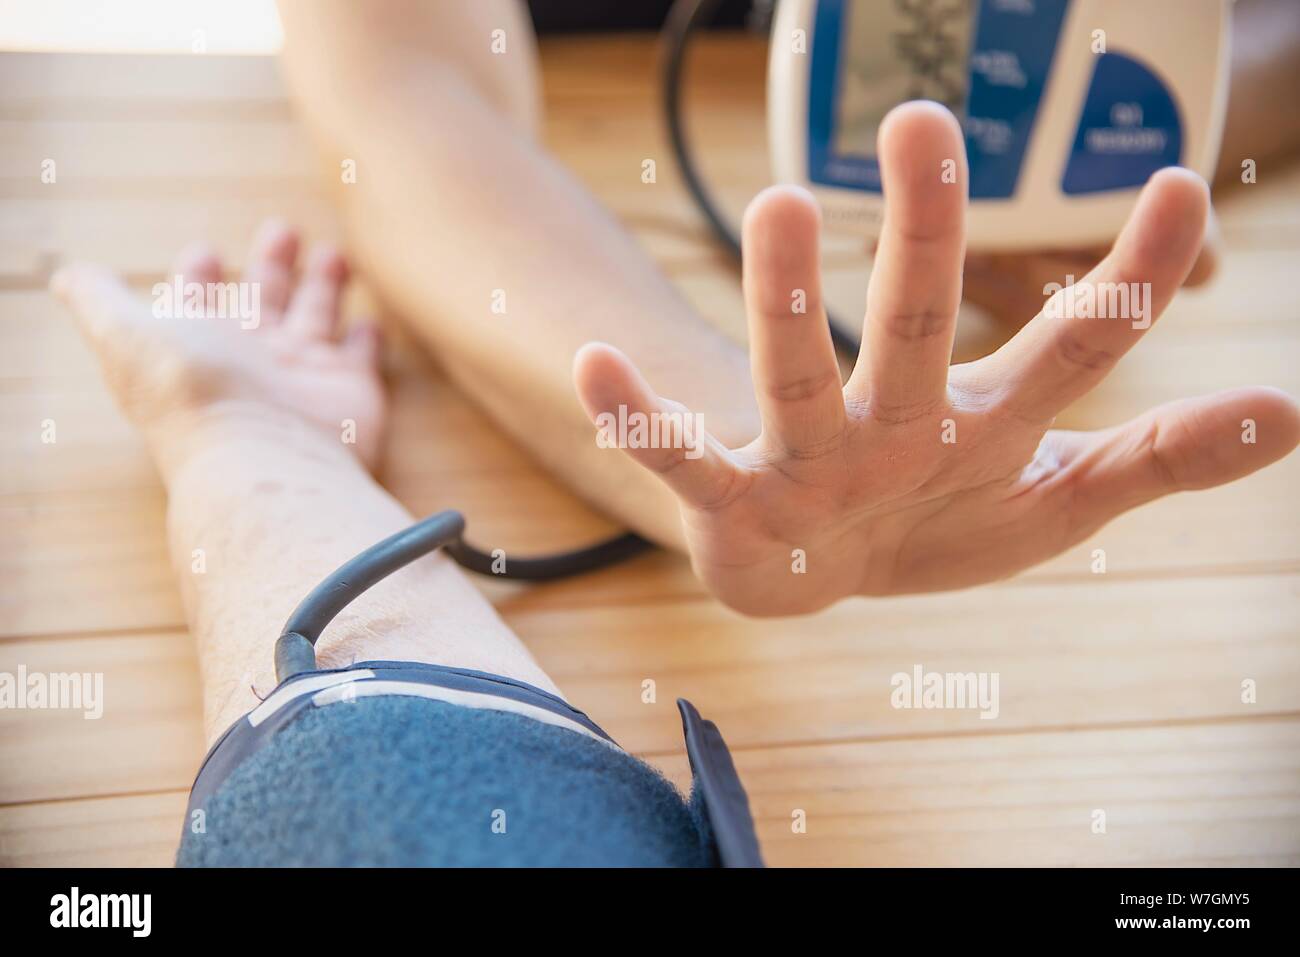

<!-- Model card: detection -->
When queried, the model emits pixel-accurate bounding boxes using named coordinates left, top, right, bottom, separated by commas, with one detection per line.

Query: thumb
left=50, top=262, right=147, bottom=348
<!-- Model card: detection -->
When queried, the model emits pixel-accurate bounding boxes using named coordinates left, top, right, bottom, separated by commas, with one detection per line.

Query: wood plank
left=3, top=41, right=1295, bottom=243
left=3, top=376, right=1296, bottom=638
left=522, top=573, right=1300, bottom=754
left=1, top=48, right=1294, bottom=283
left=2, top=39, right=1299, bottom=869
left=0, top=791, right=187, bottom=868
left=0, top=117, right=318, bottom=185
left=5, top=717, right=1296, bottom=867
left=652, top=717, right=1300, bottom=866
left=5, top=387, right=1297, bottom=639
left=5, top=280, right=1295, bottom=638
left=0, top=53, right=285, bottom=109
left=5, top=42, right=1294, bottom=286
left=0, top=190, right=338, bottom=284
left=2, top=496, right=185, bottom=637
left=7, top=281, right=1298, bottom=460
left=0, top=633, right=204, bottom=804
left=3, top=571, right=1294, bottom=802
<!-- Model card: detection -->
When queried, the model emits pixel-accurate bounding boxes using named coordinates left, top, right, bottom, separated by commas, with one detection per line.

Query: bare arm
left=275, top=0, right=761, bottom=551
left=53, top=231, right=558, bottom=744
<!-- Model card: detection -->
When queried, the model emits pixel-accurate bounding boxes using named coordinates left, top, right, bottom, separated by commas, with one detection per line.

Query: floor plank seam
left=633, top=709, right=1300, bottom=759
left=0, top=624, right=190, bottom=644
left=0, top=785, right=190, bottom=810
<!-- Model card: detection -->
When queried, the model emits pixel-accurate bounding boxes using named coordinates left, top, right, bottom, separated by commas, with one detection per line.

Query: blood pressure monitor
left=768, top=0, right=1232, bottom=248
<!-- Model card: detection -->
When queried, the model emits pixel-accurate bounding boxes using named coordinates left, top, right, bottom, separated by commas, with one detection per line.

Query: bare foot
left=51, top=219, right=387, bottom=470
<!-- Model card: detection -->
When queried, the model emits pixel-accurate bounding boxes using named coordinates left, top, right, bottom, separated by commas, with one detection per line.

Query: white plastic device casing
left=768, top=0, right=1232, bottom=249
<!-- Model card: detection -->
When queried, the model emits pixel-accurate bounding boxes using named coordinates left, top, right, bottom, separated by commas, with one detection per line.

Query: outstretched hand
left=573, top=102, right=1299, bottom=615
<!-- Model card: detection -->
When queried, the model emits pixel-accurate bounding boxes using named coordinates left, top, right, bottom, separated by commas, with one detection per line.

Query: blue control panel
left=962, top=0, right=1069, bottom=198
left=806, top=0, right=1184, bottom=199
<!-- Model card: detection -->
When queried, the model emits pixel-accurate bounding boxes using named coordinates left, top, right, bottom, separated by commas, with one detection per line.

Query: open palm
left=574, top=102, right=1299, bottom=615
left=54, top=222, right=386, bottom=468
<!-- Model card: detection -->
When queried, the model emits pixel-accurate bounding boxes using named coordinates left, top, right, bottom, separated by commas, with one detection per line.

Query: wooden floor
left=2, top=37, right=1299, bottom=867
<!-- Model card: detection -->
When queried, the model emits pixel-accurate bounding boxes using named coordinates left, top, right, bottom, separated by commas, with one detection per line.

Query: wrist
left=146, top=399, right=363, bottom=490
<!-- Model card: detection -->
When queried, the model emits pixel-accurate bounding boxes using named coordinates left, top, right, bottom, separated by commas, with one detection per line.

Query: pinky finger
left=573, top=342, right=747, bottom=512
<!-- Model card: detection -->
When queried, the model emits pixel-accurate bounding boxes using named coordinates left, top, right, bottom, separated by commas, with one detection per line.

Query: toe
left=284, top=243, right=348, bottom=341
left=243, top=219, right=299, bottom=326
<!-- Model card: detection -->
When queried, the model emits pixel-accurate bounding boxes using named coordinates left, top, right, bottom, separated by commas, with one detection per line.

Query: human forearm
left=276, top=2, right=761, bottom=549
left=158, top=402, right=539, bottom=739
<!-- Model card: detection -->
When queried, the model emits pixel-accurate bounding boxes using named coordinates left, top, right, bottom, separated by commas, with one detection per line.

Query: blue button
left=1062, top=51, right=1183, bottom=194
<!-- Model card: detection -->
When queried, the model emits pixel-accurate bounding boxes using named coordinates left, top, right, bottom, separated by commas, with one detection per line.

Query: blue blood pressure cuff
left=184, top=660, right=764, bottom=867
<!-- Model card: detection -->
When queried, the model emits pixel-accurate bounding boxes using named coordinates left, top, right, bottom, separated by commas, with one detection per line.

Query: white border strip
left=248, top=670, right=375, bottom=728
left=311, top=680, right=621, bottom=751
